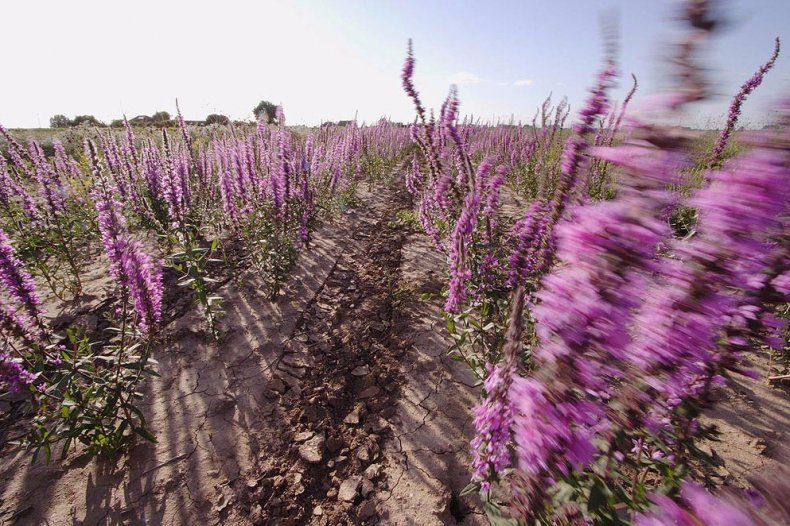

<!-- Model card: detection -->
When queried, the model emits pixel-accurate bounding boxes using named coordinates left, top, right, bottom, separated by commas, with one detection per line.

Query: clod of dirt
left=363, top=463, right=382, bottom=480
left=326, top=436, right=344, bottom=453
left=344, top=408, right=361, bottom=425
left=365, top=416, right=388, bottom=433
left=298, top=433, right=325, bottom=463
left=213, top=485, right=235, bottom=513
left=250, top=504, right=264, bottom=523
left=300, top=404, right=324, bottom=423
left=351, top=365, right=370, bottom=376
left=359, top=386, right=380, bottom=399
left=268, top=378, right=287, bottom=394
left=338, top=476, right=361, bottom=502
left=361, top=478, right=375, bottom=497
left=356, top=445, right=370, bottom=462
left=294, top=430, right=315, bottom=443
left=749, top=437, right=769, bottom=455
left=358, top=499, right=377, bottom=520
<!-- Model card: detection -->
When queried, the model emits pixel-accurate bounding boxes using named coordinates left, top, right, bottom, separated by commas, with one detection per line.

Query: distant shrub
left=72, top=115, right=102, bottom=127
left=253, top=100, right=278, bottom=124
left=152, top=111, right=171, bottom=125
left=205, top=114, right=230, bottom=126
left=49, top=114, right=72, bottom=128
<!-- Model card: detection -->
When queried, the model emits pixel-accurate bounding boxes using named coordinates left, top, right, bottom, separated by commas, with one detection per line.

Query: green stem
left=52, top=217, right=82, bottom=295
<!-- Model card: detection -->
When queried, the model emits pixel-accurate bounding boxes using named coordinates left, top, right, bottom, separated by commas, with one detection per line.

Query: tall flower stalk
left=90, top=140, right=163, bottom=336
left=0, top=228, right=45, bottom=337
left=708, top=37, right=781, bottom=167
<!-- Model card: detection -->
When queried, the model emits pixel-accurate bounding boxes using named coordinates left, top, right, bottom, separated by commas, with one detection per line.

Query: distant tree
left=204, top=114, right=230, bottom=126
left=110, top=119, right=125, bottom=128
left=152, top=111, right=171, bottom=125
left=253, top=100, right=278, bottom=124
left=49, top=114, right=72, bottom=128
left=72, top=115, right=102, bottom=127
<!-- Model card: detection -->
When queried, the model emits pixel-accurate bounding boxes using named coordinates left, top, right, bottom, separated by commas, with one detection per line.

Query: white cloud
left=450, top=71, right=483, bottom=85
left=513, top=79, right=534, bottom=87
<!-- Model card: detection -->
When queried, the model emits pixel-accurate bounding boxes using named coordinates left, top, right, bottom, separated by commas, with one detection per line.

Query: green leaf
left=134, top=427, right=157, bottom=443
left=126, top=403, right=147, bottom=426
left=483, top=501, right=519, bottom=526
left=60, top=437, right=72, bottom=459
left=469, top=319, right=483, bottom=331
left=460, top=481, right=480, bottom=497
left=116, top=419, right=129, bottom=437
left=588, top=478, right=609, bottom=513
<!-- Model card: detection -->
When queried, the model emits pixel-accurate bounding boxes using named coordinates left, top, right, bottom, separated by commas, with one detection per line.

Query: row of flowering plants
left=402, top=1, right=788, bottom=523
left=0, top=107, right=407, bottom=460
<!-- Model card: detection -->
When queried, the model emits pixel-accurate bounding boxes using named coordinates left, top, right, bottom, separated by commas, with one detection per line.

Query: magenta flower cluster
left=503, top=51, right=789, bottom=526
left=470, top=362, right=514, bottom=492
left=0, top=351, right=37, bottom=393
left=93, top=176, right=163, bottom=335
left=0, top=228, right=45, bottom=338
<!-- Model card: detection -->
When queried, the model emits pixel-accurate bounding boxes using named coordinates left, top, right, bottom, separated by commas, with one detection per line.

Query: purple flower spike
left=710, top=37, right=780, bottom=166
left=94, top=186, right=163, bottom=335
left=121, top=241, right=163, bottom=335
left=0, top=229, right=44, bottom=330
left=0, top=351, right=38, bottom=393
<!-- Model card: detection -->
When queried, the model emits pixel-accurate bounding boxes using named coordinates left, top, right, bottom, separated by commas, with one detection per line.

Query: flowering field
left=1, top=2, right=789, bottom=525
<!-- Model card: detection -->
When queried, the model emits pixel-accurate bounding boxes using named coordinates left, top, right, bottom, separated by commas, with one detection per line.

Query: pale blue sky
left=1, top=0, right=787, bottom=128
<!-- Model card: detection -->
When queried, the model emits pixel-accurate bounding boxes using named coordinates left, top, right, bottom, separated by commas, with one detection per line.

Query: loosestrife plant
left=402, top=1, right=788, bottom=523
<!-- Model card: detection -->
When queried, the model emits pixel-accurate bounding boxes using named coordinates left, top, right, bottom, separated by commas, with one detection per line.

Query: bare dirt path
left=377, top=232, right=485, bottom=526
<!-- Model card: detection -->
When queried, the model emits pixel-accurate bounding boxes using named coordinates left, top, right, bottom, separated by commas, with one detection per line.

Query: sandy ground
left=698, top=357, right=789, bottom=489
